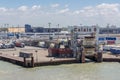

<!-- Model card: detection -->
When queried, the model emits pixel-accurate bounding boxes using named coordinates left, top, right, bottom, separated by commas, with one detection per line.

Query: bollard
left=81, top=51, right=85, bottom=63
left=23, top=57, right=27, bottom=67
left=97, top=51, right=103, bottom=62
left=31, top=57, right=34, bottom=67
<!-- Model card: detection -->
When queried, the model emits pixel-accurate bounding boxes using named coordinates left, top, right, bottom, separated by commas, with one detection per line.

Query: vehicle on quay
left=14, top=41, right=25, bottom=48
left=0, top=43, right=3, bottom=49
left=0, top=43, right=15, bottom=49
left=38, top=41, right=46, bottom=48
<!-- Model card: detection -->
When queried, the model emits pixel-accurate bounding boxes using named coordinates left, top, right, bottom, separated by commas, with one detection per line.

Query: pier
left=0, top=46, right=78, bottom=68
left=103, top=53, right=120, bottom=62
left=0, top=53, right=77, bottom=67
left=0, top=46, right=119, bottom=68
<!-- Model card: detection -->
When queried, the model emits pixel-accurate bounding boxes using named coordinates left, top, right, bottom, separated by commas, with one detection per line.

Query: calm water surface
left=0, top=61, right=120, bottom=80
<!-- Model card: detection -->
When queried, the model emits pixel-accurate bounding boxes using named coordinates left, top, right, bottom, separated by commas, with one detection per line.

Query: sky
left=1, top=0, right=120, bottom=27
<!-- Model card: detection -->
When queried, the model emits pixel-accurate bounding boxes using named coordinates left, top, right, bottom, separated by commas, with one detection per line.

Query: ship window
left=84, top=28, right=86, bottom=32
left=89, top=28, right=91, bottom=32
left=94, top=28, right=96, bottom=32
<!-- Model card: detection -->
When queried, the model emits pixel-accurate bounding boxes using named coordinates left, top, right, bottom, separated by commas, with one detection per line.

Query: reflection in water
left=0, top=61, right=120, bottom=80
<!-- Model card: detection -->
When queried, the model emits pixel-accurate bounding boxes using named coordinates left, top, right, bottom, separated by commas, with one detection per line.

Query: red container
left=48, top=48, right=73, bottom=57
left=48, top=48, right=59, bottom=57
left=59, top=48, right=72, bottom=54
left=48, top=48, right=58, bottom=54
left=107, top=40, right=115, bottom=44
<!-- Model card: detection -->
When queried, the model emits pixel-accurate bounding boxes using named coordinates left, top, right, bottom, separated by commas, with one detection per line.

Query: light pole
left=12, top=25, right=15, bottom=38
left=107, top=24, right=109, bottom=37
left=18, top=25, right=19, bottom=33
left=17, top=25, right=20, bottom=39
left=35, top=50, right=38, bottom=62
left=48, top=22, right=51, bottom=40
left=57, top=24, right=59, bottom=39
left=7, top=24, right=9, bottom=33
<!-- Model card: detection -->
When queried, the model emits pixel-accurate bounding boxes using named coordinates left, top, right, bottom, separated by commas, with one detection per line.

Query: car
left=14, top=42, right=25, bottom=48
left=5, top=43, right=15, bottom=48
left=0, top=43, right=15, bottom=49
left=0, top=43, right=3, bottom=49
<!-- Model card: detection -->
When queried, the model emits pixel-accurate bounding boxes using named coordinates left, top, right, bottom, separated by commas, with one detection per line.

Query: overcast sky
left=0, top=0, right=120, bottom=27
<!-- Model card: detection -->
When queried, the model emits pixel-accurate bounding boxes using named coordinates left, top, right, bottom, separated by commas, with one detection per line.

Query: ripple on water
left=0, top=61, right=120, bottom=80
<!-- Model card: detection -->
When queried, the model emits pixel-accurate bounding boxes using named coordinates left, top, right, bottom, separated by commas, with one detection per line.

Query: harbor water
left=0, top=61, right=120, bottom=80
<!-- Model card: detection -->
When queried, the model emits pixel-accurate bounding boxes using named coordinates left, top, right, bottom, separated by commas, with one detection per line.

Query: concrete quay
left=0, top=46, right=78, bottom=67
left=0, top=46, right=120, bottom=68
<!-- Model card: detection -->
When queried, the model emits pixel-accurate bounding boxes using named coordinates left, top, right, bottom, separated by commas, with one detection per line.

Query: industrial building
left=8, top=27, right=25, bottom=33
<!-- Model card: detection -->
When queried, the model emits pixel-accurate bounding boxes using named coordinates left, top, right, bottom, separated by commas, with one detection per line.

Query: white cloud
left=72, top=3, right=120, bottom=17
left=83, top=6, right=93, bottom=10
left=18, top=6, right=28, bottom=11
left=32, top=5, right=41, bottom=10
left=96, top=3, right=120, bottom=16
left=1, top=3, right=120, bottom=27
left=0, top=7, right=7, bottom=12
left=97, top=3, right=119, bottom=9
left=51, top=3, right=59, bottom=8
left=58, top=8, right=69, bottom=13
left=65, top=4, right=69, bottom=7
left=74, top=10, right=80, bottom=14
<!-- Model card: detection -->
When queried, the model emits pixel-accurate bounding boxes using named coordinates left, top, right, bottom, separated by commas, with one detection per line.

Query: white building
left=68, top=25, right=98, bottom=35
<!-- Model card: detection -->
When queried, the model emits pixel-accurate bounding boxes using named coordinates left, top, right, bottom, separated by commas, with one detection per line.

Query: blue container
left=110, top=48, right=120, bottom=54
